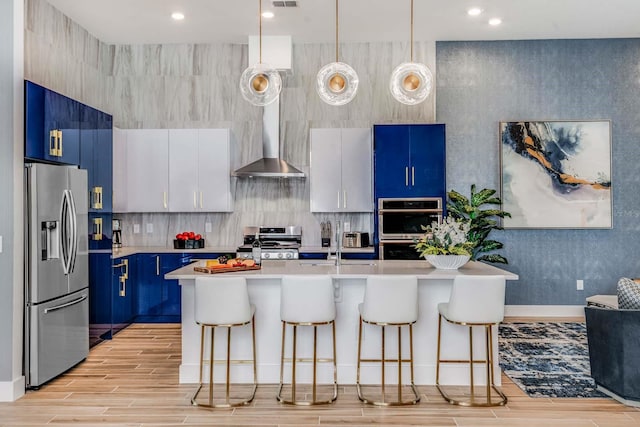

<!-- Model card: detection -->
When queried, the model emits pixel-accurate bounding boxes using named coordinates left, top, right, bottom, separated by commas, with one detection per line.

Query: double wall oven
left=378, top=197, right=442, bottom=260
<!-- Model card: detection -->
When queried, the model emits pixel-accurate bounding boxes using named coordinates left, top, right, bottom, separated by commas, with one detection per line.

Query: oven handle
left=378, top=208, right=443, bottom=214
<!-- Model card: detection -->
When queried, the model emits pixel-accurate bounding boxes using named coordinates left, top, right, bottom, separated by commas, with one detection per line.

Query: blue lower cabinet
left=89, top=252, right=113, bottom=346
left=136, top=253, right=189, bottom=322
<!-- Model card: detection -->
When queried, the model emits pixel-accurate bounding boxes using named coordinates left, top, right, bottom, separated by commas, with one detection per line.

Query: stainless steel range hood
left=233, top=97, right=305, bottom=178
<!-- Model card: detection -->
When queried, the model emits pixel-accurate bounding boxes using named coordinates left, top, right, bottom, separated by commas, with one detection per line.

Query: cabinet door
left=168, top=129, right=199, bottom=212
left=310, top=128, right=342, bottom=212
left=136, top=254, right=163, bottom=318
left=198, top=129, right=232, bottom=212
left=409, top=124, right=446, bottom=198
left=159, top=254, right=183, bottom=320
left=44, top=89, right=80, bottom=165
left=374, top=125, right=412, bottom=198
left=112, top=255, right=135, bottom=334
left=126, top=129, right=169, bottom=212
left=341, top=128, right=373, bottom=212
left=25, top=81, right=46, bottom=161
left=112, top=128, right=128, bottom=212
left=89, top=252, right=112, bottom=343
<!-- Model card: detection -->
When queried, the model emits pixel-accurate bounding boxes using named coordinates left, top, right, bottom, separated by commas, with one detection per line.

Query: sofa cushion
left=617, top=277, right=640, bottom=309
left=586, top=294, right=618, bottom=309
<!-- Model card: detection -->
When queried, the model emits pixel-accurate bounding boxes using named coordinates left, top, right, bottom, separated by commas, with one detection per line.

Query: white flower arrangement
left=414, top=216, right=474, bottom=257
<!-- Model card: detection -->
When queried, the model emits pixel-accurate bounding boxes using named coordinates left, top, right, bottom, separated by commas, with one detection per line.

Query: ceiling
left=46, top=0, right=640, bottom=45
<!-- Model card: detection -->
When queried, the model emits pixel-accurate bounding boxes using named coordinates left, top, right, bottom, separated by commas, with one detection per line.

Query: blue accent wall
left=436, top=39, right=640, bottom=305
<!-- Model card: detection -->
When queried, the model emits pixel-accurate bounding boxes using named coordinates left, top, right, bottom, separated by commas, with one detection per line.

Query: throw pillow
left=617, top=277, right=640, bottom=309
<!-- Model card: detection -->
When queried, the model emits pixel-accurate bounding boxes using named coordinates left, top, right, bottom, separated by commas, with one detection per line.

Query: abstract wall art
left=500, top=120, right=612, bottom=228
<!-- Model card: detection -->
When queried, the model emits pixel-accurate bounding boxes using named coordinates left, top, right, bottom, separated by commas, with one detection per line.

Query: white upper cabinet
left=125, top=129, right=169, bottom=212
left=168, top=129, right=232, bottom=212
left=113, top=128, right=232, bottom=213
left=310, top=128, right=373, bottom=212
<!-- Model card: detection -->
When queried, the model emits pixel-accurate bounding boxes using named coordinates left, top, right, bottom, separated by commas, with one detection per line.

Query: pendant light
left=316, top=0, right=359, bottom=106
left=239, top=0, right=282, bottom=106
left=389, top=0, right=433, bottom=105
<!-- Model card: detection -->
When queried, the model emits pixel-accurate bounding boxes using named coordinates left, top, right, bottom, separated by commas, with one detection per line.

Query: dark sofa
left=585, top=306, right=640, bottom=406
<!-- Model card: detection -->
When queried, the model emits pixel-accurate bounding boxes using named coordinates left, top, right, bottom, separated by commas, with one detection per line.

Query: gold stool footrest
left=191, top=383, right=257, bottom=408
left=436, top=384, right=507, bottom=407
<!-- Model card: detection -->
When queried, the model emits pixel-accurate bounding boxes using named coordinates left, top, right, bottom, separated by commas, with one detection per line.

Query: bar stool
left=277, top=275, right=338, bottom=405
left=191, top=277, right=257, bottom=408
left=356, top=275, right=420, bottom=406
left=436, top=275, right=507, bottom=407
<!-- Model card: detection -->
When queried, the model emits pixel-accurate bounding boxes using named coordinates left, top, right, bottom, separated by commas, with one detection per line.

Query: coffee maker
left=112, top=218, right=122, bottom=248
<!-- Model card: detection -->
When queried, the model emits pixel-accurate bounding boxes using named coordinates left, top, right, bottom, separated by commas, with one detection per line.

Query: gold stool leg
left=397, top=325, right=402, bottom=402
left=469, top=325, right=474, bottom=400
left=312, top=325, right=318, bottom=403
left=356, top=316, right=364, bottom=402
left=381, top=325, right=386, bottom=403
left=210, top=326, right=215, bottom=406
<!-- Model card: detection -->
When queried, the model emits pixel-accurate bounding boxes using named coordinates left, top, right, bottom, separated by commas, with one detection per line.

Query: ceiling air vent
left=272, top=1, right=298, bottom=7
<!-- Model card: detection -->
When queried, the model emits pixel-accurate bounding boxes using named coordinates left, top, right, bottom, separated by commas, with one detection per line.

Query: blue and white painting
left=500, top=121, right=612, bottom=228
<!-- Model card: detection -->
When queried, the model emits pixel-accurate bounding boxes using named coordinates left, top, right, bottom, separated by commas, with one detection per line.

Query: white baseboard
left=505, top=305, right=585, bottom=318
left=0, top=376, right=25, bottom=402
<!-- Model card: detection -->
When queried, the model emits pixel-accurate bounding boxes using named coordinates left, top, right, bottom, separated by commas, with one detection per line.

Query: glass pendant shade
left=389, top=61, right=433, bottom=105
left=239, top=62, right=282, bottom=106
left=316, top=61, right=359, bottom=106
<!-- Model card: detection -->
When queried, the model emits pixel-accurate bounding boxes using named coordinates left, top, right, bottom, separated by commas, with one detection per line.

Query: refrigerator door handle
left=43, top=294, right=88, bottom=314
left=67, top=190, right=78, bottom=273
left=60, top=190, right=71, bottom=275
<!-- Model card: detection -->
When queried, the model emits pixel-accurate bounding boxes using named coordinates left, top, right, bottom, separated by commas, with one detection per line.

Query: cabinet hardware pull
left=337, top=191, right=341, bottom=209
left=343, top=190, right=347, bottom=209
left=58, top=130, right=63, bottom=156
left=412, top=167, right=415, bottom=186
left=200, top=191, right=203, bottom=209
left=92, top=218, right=103, bottom=241
left=193, top=191, right=197, bottom=208
left=405, top=167, right=409, bottom=186
left=123, top=259, right=129, bottom=279
left=49, top=130, right=56, bottom=156
left=163, top=191, right=167, bottom=209
left=119, top=276, right=126, bottom=297
left=156, top=256, right=160, bottom=276
left=92, top=187, right=103, bottom=209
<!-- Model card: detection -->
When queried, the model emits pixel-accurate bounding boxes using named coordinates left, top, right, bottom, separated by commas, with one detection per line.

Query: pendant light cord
left=335, top=0, right=339, bottom=63
left=410, top=0, right=414, bottom=62
left=259, top=0, right=263, bottom=64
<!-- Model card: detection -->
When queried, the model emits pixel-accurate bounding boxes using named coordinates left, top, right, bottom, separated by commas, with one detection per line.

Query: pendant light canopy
left=316, top=0, right=359, bottom=106
left=240, top=0, right=282, bottom=106
left=389, top=0, right=433, bottom=105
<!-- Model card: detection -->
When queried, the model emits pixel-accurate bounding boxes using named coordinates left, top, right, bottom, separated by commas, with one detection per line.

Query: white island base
left=166, top=259, right=519, bottom=386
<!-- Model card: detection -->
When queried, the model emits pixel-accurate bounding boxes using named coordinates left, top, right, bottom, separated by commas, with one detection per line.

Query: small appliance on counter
left=320, top=221, right=331, bottom=247
left=342, top=232, right=370, bottom=248
left=112, top=218, right=122, bottom=248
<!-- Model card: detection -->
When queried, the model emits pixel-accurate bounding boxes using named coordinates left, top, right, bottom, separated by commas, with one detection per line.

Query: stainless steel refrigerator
left=24, top=163, right=89, bottom=388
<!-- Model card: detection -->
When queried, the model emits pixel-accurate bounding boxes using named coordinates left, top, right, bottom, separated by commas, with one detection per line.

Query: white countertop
left=165, top=259, right=519, bottom=281
left=111, top=246, right=375, bottom=258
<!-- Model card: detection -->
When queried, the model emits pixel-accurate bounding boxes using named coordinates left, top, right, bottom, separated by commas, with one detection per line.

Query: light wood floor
left=1, top=322, right=638, bottom=427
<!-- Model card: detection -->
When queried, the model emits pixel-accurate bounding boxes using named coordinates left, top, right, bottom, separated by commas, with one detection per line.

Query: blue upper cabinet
left=25, top=80, right=81, bottom=165
left=80, top=105, right=113, bottom=214
left=374, top=124, right=446, bottom=199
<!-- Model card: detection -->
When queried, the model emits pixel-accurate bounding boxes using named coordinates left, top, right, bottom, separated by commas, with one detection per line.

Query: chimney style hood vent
left=233, top=97, right=305, bottom=178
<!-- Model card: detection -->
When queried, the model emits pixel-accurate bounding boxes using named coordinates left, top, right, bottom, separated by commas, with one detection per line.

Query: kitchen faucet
left=326, top=221, right=342, bottom=266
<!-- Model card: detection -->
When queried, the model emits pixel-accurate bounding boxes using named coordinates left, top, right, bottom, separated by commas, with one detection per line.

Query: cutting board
left=194, top=265, right=261, bottom=274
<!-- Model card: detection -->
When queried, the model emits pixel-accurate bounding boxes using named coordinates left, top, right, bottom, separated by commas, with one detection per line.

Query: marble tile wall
left=26, top=0, right=438, bottom=248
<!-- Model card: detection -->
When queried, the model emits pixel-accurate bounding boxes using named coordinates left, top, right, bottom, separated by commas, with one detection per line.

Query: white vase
left=425, top=254, right=470, bottom=270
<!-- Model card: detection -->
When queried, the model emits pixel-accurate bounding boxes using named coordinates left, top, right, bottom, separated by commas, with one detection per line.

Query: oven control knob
left=286, top=252, right=293, bottom=259
left=278, top=253, right=284, bottom=259
left=264, top=253, right=270, bottom=259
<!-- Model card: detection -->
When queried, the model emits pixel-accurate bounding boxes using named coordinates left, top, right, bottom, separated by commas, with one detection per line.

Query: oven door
left=379, top=240, right=423, bottom=260
left=378, top=211, right=441, bottom=239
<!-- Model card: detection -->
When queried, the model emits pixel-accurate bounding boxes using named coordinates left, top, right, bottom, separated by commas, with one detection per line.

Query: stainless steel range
left=236, top=226, right=301, bottom=260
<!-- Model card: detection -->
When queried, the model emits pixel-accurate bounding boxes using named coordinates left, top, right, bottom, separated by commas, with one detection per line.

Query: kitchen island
left=166, top=259, right=518, bottom=386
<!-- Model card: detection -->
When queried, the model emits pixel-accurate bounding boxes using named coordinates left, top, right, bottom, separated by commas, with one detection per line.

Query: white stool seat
left=278, top=275, right=338, bottom=405
left=191, top=277, right=257, bottom=408
left=436, top=275, right=507, bottom=407
left=356, top=275, right=420, bottom=406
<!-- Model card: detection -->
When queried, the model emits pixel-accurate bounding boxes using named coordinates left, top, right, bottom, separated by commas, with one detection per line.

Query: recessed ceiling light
left=489, top=17, right=502, bottom=26
left=262, top=11, right=275, bottom=19
left=467, top=8, right=483, bottom=16
left=171, top=12, right=185, bottom=21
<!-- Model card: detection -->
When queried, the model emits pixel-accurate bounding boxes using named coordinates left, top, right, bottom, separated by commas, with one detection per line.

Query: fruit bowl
left=173, top=239, right=205, bottom=249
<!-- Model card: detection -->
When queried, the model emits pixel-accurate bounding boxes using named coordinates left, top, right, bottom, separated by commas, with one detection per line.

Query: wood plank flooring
left=1, top=322, right=638, bottom=427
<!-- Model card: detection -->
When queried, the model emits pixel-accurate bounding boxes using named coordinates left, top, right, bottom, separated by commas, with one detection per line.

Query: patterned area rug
left=499, top=322, right=607, bottom=398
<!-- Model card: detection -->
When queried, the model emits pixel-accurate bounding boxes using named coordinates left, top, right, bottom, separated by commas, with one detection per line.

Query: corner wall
left=437, top=39, right=640, bottom=305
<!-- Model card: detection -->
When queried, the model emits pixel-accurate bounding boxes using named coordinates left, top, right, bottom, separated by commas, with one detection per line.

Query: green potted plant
left=414, top=216, right=474, bottom=269
left=446, top=185, right=511, bottom=264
